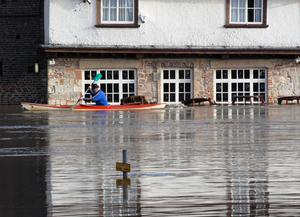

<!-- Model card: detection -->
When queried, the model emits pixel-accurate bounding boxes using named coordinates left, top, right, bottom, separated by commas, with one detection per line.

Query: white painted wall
left=46, top=0, right=300, bottom=48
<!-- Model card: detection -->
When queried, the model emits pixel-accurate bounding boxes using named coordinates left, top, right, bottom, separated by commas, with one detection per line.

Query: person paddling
left=82, top=83, right=109, bottom=106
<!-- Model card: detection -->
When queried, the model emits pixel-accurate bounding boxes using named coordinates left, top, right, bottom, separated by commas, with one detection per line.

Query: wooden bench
left=232, top=95, right=265, bottom=105
left=182, top=97, right=215, bottom=106
left=278, top=96, right=300, bottom=105
left=120, top=96, right=148, bottom=105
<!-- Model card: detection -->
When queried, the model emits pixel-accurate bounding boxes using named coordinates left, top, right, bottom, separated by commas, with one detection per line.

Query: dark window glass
left=179, top=93, right=185, bottom=102
left=0, top=61, right=2, bottom=77
left=123, top=94, right=128, bottom=99
left=179, top=83, right=184, bottom=92
left=223, top=83, right=228, bottom=92
left=164, top=94, right=169, bottom=102
left=170, top=83, right=175, bottom=92
left=129, top=84, right=134, bottom=92
left=179, top=70, right=184, bottom=79
left=245, top=70, right=250, bottom=79
left=232, top=83, right=237, bottom=91
left=100, top=70, right=106, bottom=79
left=223, top=70, right=228, bottom=79
left=238, top=70, right=243, bottom=79
left=114, top=84, right=119, bottom=92
left=238, top=83, right=243, bottom=91
left=170, top=94, right=176, bottom=102
left=163, top=83, right=169, bottom=92
left=248, top=9, right=254, bottom=22
left=107, top=71, right=112, bottom=80
left=185, top=93, right=191, bottom=100
left=260, top=83, right=265, bottom=92
left=107, top=84, right=112, bottom=92
left=216, top=83, right=222, bottom=92
left=163, top=70, right=169, bottom=79
left=91, top=71, right=97, bottom=79
left=101, top=84, right=106, bottom=93
left=260, top=70, right=265, bottom=79
left=85, top=84, right=90, bottom=92
left=245, top=83, right=250, bottom=91
left=232, top=70, right=237, bottom=79
left=253, top=83, right=258, bottom=92
left=107, top=94, right=112, bottom=102
left=248, top=0, right=254, bottom=7
left=113, top=70, right=119, bottom=79
left=185, top=83, right=191, bottom=92
left=130, top=93, right=134, bottom=96
left=170, top=70, right=176, bottom=79
left=223, top=93, right=228, bottom=102
left=216, top=70, right=222, bottom=79
left=245, top=92, right=250, bottom=96
left=216, top=93, right=222, bottom=101
left=123, top=84, right=128, bottom=92
left=114, top=94, right=119, bottom=102
left=84, top=71, right=90, bottom=80
left=253, top=70, right=259, bottom=79
left=122, top=70, right=128, bottom=79
left=129, top=70, right=135, bottom=79
left=185, top=70, right=191, bottom=79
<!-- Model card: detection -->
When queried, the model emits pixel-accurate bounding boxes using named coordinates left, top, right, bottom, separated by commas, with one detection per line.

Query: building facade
left=0, top=0, right=46, bottom=105
left=44, top=0, right=300, bottom=105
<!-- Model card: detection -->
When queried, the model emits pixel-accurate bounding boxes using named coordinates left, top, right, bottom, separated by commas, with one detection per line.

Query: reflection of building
left=214, top=107, right=269, bottom=216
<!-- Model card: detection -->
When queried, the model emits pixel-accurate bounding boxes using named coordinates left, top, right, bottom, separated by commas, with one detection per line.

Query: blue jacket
left=92, top=90, right=109, bottom=106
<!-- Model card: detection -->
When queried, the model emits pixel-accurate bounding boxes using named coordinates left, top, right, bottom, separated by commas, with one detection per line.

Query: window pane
left=238, top=70, right=243, bottom=79
left=170, top=70, right=176, bottom=79
left=248, top=0, right=254, bottom=8
left=239, top=9, right=245, bottom=22
left=260, top=83, right=265, bottom=92
left=260, top=70, right=265, bottom=78
left=107, top=94, right=112, bottom=102
left=110, top=0, right=117, bottom=7
left=129, top=83, right=134, bottom=92
left=170, top=83, right=175, bottom=92
left=216, top=70, right=222, bottom=79
left=223, top=70, right=228, bottom=79
left=179, top=70, right=184, bottom=79
left=123, top=94, right=128, bottom=99
left=119, top=0, right=126, bottom=7
left=232, top=70, right=237, bottom=79
left=216, top=83, right=222, bottom=92
left=185, top=93, right=191, bottom=100
left=216, top=93, right=222, bottom=102
left=127, top=8, right=133, bottom=21
left=170, top=94, right=176, bottom=102
left=107, top=83, right=112, bottom=92
left=119, top=8, right=125, bottom=21
left=103, top=8, right=109, bottom=21
left=248, top=9, right=254, bottom=22
left=91, top=71, right=97, bottom=79
left=107, top=70, right=112, bottom=79
left=245, top=83, right=250, bottom=91
left=179, top=93, right=185, bottom=102
left=253, top=70, right=259, bottom=79
left=245, top=70, right=250, bottom=79
left=129, top=70, right=134, bottom=79
left=114, top=84, right=119, bottom=92
left=253, top=83, right=258, bottom=92
left=231, top=9, right=238, bottom=22
left=101, top=84, right=106, bottom=93
left=238, top=83, right=243, bottom=91
left=255, top=0, right=262, bottom=8
left=185, top=83, right=191, bottom=92
left=164, top=94, right=169, bottom=102
left=223, top=83, right=228, bottom=92
left=232, top=0, right=239, bottom=8
left=255, top=9, right=262, bottom=22
left=179, top=83, right=184, bottom=92
left=163, top=70, right=169, bottom=79
left=223, top=93, right=228, bottom=102
left=163, top=83, right=169, bottom=92
left=114, top=94, right=119, bottom=102
left=110, top=8, right=117, bottom=21
left=103, top=0, right=109, bottom=7
left=100, top=70, right=106, bottom=79
left=85, top=71, right=90, bottom=80
left=113, top=70, right=119, bottom=79
left=185, top=70, right=191, bottom=79
left=232, top=83, right=237, bottom=91
left=126, top=0, right=133, bottom=7
left=122, top=70, right=128, bottom=79
left=123, top=83, right=128, bottom=92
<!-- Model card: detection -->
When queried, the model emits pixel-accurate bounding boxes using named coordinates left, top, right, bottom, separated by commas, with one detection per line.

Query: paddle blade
left=93, top=73, right=102, bottom=83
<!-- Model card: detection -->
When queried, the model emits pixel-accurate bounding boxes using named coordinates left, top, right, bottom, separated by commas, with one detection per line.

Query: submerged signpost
left=116, top=150, right=131, bottom=187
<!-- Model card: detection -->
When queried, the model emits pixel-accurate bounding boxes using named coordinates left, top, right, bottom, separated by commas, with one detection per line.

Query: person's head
left=92, top=83, right=100, bottom=92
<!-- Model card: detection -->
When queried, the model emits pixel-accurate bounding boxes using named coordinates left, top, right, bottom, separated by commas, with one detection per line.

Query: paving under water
left=0, top=105, right=299, bottom=216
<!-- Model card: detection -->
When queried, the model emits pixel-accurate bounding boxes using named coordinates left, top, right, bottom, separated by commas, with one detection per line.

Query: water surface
left=0, top=105, right=299, bottom=216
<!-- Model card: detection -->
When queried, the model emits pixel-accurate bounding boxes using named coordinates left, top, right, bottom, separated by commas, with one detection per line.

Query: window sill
left=95, top=24, right=140, bottom=28
left=224, top=24, right=269, bottom=28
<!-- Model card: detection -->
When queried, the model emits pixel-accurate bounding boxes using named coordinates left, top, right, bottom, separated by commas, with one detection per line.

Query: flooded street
left=0, top=105, right=299, bottom=216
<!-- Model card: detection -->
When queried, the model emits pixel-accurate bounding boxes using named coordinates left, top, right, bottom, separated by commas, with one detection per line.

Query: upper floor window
left=96, top=0, right=139, bottom=28
left=225, top=0, right=268, bottom=28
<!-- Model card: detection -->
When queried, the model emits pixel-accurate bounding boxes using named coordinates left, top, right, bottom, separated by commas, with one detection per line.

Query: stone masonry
left=48, top=58, right=300, bottom=105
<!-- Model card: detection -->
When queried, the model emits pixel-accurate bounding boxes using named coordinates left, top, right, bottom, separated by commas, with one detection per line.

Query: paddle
left=73, top=73, right=102, bottom=106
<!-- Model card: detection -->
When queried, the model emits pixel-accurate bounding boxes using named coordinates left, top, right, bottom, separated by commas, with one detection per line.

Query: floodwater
left=0, top=105, right=299, bottom=217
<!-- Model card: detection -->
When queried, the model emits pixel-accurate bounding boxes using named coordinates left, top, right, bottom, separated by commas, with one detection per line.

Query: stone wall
left=48, top=58, right=300, bottom=105
left=0, top=0, right=46, bottom=105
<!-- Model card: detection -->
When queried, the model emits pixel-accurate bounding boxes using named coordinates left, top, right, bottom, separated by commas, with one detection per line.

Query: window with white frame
left=102, top=0, right=134, bottom=23
left=214, top=69, right=267, bottom=104
left=162, top=69, right=193, bottom=104
left=230, top=0, right=264, bottom=24
left=83, top=69, right=136, bottom=104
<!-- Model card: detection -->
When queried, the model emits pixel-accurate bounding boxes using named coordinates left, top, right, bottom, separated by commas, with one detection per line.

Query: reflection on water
left=0, top=105, right=300, bottom=216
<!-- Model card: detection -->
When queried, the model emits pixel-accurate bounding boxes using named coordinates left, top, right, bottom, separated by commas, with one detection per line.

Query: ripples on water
left=0, top=105, right=300, bottom=216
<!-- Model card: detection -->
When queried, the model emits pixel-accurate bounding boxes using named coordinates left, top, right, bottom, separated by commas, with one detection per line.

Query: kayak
left=21, top=102, right=166, bottom=111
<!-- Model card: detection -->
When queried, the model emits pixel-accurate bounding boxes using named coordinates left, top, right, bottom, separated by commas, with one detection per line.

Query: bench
left=232, top=95, right=265, bottom=105
left=182, top=97, right=215, bottom=106
left=278, top=96, right=300, bottom=105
